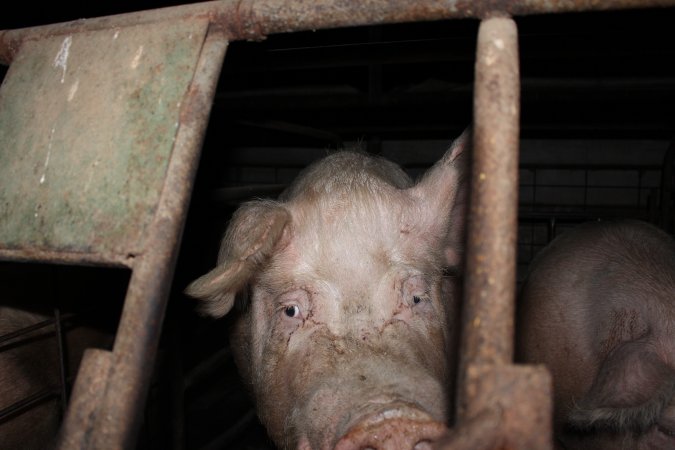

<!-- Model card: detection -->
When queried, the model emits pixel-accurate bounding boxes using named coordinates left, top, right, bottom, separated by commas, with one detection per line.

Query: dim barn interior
left=1, top=1, right=674, bottom=449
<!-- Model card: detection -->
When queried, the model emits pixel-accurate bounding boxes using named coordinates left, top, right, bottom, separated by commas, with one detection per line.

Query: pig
left=0, top=305, right=112, bottom=450
left=186, top=129, right=470, bottom=450
left=0, top=306, right=62, bottom=450
left=516, top=219, right=675, bottom=450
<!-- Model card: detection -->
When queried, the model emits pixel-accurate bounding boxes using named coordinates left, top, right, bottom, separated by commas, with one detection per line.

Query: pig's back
left=517, top=219, right=675, bottom=448
left=518, top=219, right=675, bottom=367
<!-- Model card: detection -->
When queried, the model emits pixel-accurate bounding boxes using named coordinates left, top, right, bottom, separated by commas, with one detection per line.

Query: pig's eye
left=402, top=274, right=432, bottom=309
left=283, top=305, right=301, bottom=318
left=410, top=294, right=429, bottom=307
left=276, top=289, right=309, bottom=322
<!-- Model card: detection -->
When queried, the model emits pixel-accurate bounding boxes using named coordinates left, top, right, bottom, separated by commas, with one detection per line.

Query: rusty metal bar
left=0, top=249, right=132, bottom=268
left=53, top=307, right=69, bottom=417
left=56, top=349, right=113, bottom=449
left=440, top=365, right=553, bottom=449
left=0, top=387, right=59, bottom=425
left=660, top=141, right=675, bottom=233
left=2, top=0, right=675, bottom=64
left=79, top=29, right=229, bottom=449
left=0, top=313, right=75, bottom=346
left=0, top=19, right=211, bottom=268
left=0, top=1, right=667, bottom=448
left=0, top=309, right=71, bottom=426
left=242, top=0, right=675, bottom=37
left=462, top=14, right=521, bottom=379
left=446, top=16, right=554, bottom=449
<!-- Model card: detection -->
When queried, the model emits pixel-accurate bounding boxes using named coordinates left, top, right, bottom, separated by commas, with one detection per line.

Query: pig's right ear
left=185, top=201, right=291, bottom=318
left=410, top=127, right=470, bottom=269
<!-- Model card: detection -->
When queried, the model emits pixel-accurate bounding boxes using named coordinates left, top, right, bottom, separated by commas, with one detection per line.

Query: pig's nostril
left=334, top=414, right=447, bottom=450
left=358, top=443, right=431, bottom=450
left=413, top=440, right=433, bottom=450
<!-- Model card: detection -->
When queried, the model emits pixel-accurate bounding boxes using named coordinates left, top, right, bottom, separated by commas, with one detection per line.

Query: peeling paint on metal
left=39, top=125, right=56, bottom=185
left=0, top=19, right=210, bottom=263
left=130, top=45, right=144, bottom=69
left=53, top=35, right=71, bottom=83
left=87, top=29, right=229, bottom=449
left=67, top=79, right=79, bottom=101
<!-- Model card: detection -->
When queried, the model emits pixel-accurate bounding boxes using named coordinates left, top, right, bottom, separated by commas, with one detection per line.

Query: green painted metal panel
left=0, top=19, right=209, bottom=262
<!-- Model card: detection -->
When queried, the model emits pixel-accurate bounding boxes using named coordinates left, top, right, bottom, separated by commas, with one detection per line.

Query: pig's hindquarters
left=517, top=220, right=675, bottom=449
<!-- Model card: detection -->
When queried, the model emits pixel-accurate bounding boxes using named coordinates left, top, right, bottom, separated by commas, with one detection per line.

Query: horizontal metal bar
left=0, top=387, right=59, bottom=425
left=518, top=210, right=652, bottom=222
left=2, top=0, right=674, bottom=64
left=0, top=313, right=75, bottom=347
left=519, top=162, right=663, bottom=171
left=0, top=249, right=133, bottom=268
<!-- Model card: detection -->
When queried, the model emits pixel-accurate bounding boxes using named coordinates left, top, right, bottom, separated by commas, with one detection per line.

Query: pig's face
left=187, top=130, right=469, bottom=449
left=249, top=191, right=456, bottom=448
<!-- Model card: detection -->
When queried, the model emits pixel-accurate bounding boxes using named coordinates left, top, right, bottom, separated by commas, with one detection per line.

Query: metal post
left=56, top=349, right=112, bottom=449
left=78, top=30, right=229, bottom=450
left=460, top=14, right=521, bottom=397
left=447, top=16, right=553, bottom=449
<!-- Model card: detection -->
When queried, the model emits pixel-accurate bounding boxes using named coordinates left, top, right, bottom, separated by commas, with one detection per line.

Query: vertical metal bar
left=547, top=217, right=557, bottom=243
left=168, top=311, right=186, bottom=450
left=87, top=30, right=229, bottom=450
left=458, top=15, right=520, bottom=416
left=462, top=15, right=521, bottom=369
left=660, top=142, right=675, bottom=232
left=171, top=343, right=186, bottom=450
left=583, top=169, right=589, bottom=212
left=446, top=18, right=553, bottom=449
left=57, top=349, right=113, bottom=449
left=53, top=307, right=69, bottom=417
left=637, top=168, right=643, bottom=209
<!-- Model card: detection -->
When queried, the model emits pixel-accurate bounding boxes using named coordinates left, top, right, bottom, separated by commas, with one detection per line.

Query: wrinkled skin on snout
left=187, top=130, right=470, bottom=450
left=517, top=220, right=675, bottom=450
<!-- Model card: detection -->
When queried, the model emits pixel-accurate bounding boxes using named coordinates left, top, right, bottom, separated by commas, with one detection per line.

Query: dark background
left=2, top=2, right=675, bottom=449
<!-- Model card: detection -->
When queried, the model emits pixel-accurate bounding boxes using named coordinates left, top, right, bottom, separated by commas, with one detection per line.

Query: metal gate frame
left=1, top=1, right=673, bottom=449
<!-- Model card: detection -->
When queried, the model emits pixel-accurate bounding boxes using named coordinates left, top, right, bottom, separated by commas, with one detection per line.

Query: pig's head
left=186, top=129, right=470, bottom=450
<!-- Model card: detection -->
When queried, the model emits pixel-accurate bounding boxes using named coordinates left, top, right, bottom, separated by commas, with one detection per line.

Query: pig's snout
left=333, top=406, right=448, bottom=450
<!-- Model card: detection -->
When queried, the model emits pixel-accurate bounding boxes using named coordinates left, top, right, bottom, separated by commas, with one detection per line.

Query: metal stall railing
left=0, top=311, right=74, bottom=423
left=0, top=8, right=229, bottom=450
left=1, top=1, right=673, bottom=448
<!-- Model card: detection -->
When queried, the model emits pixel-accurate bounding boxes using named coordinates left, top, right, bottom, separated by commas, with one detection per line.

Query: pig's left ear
left=185, top=201, right=291, bottom=318
left=410, top=127, right=470, bottom=269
